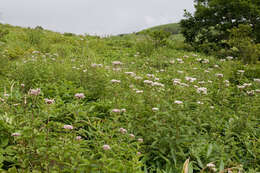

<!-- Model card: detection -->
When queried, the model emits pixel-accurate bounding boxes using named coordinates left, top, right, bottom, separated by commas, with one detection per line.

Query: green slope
left=0, top=23, right=259, bottom=172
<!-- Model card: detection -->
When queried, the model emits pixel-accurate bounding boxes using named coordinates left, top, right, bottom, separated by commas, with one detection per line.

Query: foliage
left=225, top=24, right=260, bottom=64
left=180, top=0, right=260, bottom=54
left=0, top=24, right=259, bottom=172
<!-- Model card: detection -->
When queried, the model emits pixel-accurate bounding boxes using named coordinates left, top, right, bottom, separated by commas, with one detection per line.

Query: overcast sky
left=0, top=0, right=195, bottom=35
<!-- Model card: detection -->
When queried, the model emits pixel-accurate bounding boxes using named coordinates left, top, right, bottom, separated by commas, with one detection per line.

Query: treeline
left=180, top=0, right=260, bottom=63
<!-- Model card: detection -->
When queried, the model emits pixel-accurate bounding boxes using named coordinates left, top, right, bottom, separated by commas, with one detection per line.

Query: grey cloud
left=0, top=0, right=194, bottom=35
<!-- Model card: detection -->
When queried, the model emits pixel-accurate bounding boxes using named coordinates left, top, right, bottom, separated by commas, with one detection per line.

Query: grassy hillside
left=0, top=23, right=259, bottom=172
left=140, top=23, right=181, bottom=35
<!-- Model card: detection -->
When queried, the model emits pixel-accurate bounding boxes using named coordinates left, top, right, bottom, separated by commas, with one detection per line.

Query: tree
left=180, top=0, right=260, bottom=49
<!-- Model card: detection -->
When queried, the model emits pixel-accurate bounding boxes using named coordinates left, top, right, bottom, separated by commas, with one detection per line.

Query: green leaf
left=219, top=159, right=224, bottom=171
left=206, top=144, right=213, bottom=158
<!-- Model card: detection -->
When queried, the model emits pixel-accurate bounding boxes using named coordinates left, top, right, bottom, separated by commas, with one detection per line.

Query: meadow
left=0, top=23, right=259, bottom=173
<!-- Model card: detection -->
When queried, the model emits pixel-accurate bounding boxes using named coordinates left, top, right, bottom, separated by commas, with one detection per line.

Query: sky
left=0, top=0, right=195, bottom=35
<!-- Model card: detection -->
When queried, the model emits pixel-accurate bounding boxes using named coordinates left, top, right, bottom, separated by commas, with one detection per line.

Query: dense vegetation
left=0, top=23, right=259, bottom=172
left=140, top=23, right=181, bottom=35
left=180, top=0, right=260, bottom=61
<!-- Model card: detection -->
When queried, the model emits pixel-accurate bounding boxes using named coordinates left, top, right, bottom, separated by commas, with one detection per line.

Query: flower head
left=103, top=144, right=111, bottom=150
left=44, top=98, right=55, bottom=104
left=29, top=88, right=41, bottom=96
left=11, top=132, right=21, bottom=137
left=63, top=125, right=73, bottom=130
left=175, top=100, right=183, bottom=104
left=119, top=128, right=127, bottom=134
left=75, top=93, right=85, bottom=99
left=76, top=136, right=82, bottom=140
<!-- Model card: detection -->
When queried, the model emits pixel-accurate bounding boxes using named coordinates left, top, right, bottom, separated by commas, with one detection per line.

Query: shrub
left=226, top=24, right=260, bottom=64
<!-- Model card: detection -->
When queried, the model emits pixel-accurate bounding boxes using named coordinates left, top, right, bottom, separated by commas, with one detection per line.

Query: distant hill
left=140, top=23, right=181, bottom=35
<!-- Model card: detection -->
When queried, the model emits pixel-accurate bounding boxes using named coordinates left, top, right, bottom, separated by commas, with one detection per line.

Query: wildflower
left=75, top=93, right=85, bottom=99
left=137, top=152, right=141, bottom=155
left=111, top=79, right=121, bottom=83
left=29, top=88, right=41, bottom=96
left=44, top=98, right=55, bottom=104
left=103, top=144, right=111, bottom=150
left=155, top=77, right=160, bottom=81
left=112, top=109, right=121, bottom=113
left=215, top=73, right=223, bottom=78
left=63, top=125, right=73, bottom=130
left=183, top=55, right=189, bottom=58
left=76, top=136, right=82, bottom=140
left=226, top=56, right=233, bottom=60
left=125, top=72, right=136, bottom=76
left=247, top=90, right=254, bottom=96
left=119, top=128, right=127, bottom=134
left=83, top=69, right=87, bottom=72
left=177, top=70, right=184, bottom=74
left=152, top=107, right=159, bottom=111
left=255, top=89, right=260, bottom=93
left=152, top=82, right=164, bottom=87
left=136, top=90, right=143, bottom=93
left=138, top=138, right=143, bottom=143
left=243, top=83, right=252, bottom=87
left=121, top=108, right=126, bottom=112
left=214, top=64, right=219, bottom=68
left=11, top=132, right=21, bottom=137
left=204, top=70, right=210, bottom=73
left=237, top=70, right=245, bottom=73
left=173, top=79, right=181, bottom=85
left=202, top=59, right=209, bottom=64
left=169, top=60, right=175, bottom=64
left=197, top=101, right=204, bottom=105
left=129, top=134, right=135, bottom=139
left=197, top=87, right=207, bottom=94
left=198, top=81, right=206, bottom=84
left=206, top=163, right=216, bottom=168
left=237, top=85, right=245, bottom=89
left=112, top=61, right=123, bottom=66
left=175, top=100, right=183, bottom=104
left=254, top=78, right=260, bottom=83
left=185, top=77, right=197, bottom=83
left=4, top=94, right=9, bottom=97
left=180, top=83, right=189, bottom=87
left=21, top=84, right=25, bottom=88
left=210, top=106, right=214, bottom=109
left=143, top=80, right=153, bottom=84
left=134, top=76, right=143, bottom=80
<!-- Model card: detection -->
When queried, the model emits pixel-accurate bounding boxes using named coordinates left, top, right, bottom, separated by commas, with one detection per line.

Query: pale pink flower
left=136, top=90, right=143, bottom=93
left=29, top=88, right=41, bottom=96
left=103, top=144, right=111, bottom=150
left=137, top=152, right=141, bottom=155
left=185, top=77, right=197, bottom=83
left=11, top=132, right=21, bottom=137
left=226, top=56, right=233, bottom=60
left=44, top=98, right=55, bottom=104
left=197, top=87, right=207, bottom=94
left=76, top=136, right=82, bottom=140
left=75, top=93, right=85, bottom=99
left=63, top=125, right=73, bottom=130
left=129, top=134, right=135, bottom=139
left=112, top=109, right=121, bottom=113
left=111, top=79, right=121, bottom=83
left=254, top=78, right=260, bottom=83
left=119, top=128, right=127, bottom=134
left=138, top=138, right=143, bottom=143
left=175, top=100, right=183, bottom=104
left=21, top=84, right=25, bottom=88
left=215, top=73, right=223, bottom=78
left=152, top=107, right=159, bottom=111
left=121, top=108, right=126, bottom=112
left=206, top=163, right=216, bottom=168
left=112, top=61, right=123, bottom=66
left=255, top=89, right=260, bottom=93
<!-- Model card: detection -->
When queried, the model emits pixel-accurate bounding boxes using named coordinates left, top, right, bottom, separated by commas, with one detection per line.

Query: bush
left=226, top=24, right=260, bottom=64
